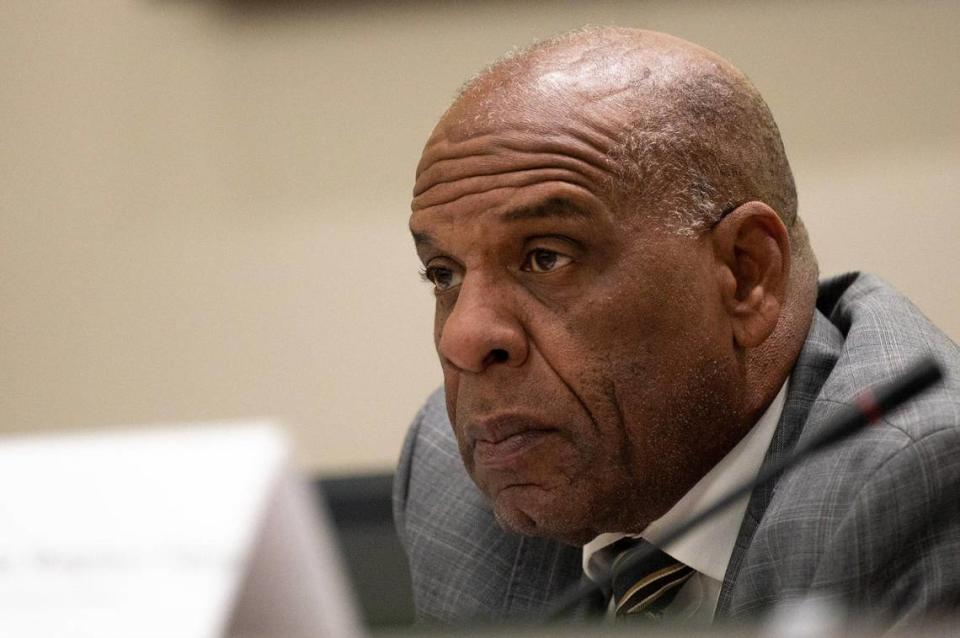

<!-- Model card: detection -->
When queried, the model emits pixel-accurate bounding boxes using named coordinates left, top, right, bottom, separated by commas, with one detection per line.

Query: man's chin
left=490, top=486, right=596, bottom=546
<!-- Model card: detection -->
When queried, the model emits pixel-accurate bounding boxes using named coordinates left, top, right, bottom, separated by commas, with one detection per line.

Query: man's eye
left=523, top=249, right=573, bottom=273
left=422, top=266, right=463, bottom=291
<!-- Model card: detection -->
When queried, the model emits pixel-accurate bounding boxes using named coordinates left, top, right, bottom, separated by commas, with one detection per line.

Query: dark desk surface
left=316, top=473, right=415, bottom=630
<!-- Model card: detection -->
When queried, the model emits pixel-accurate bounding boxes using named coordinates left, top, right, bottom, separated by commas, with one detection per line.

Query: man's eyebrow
left=501, top=197, right=592, bottom=222
left=411, top=229, right=434, bottom=248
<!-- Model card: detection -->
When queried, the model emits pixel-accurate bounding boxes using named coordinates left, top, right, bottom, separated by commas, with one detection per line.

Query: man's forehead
left=413, top=69, right=637, bottom=201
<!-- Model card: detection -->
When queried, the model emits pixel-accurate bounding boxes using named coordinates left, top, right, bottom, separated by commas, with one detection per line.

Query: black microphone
left=543, top=356, right=944, bottom=620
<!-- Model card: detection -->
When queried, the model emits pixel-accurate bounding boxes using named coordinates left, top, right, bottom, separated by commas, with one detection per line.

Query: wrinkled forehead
left=413, top=82, right=619, bottom=207
left=411, top=95, right=623, bottom=218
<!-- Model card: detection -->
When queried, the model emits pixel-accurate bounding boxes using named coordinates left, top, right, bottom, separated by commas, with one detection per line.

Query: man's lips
left=465, top=415, right=558, bottom=468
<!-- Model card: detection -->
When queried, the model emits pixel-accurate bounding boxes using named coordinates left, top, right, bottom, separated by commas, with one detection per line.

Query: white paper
left=0, top=422, right=361, bottom=638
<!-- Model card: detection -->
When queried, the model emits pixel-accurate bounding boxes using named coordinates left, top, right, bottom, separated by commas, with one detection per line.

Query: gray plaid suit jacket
left=393, top=273, right=960, bottom=625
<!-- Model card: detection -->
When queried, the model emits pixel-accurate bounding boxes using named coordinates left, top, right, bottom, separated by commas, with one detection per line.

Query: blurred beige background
left=2, top=1, right=957, bottom=475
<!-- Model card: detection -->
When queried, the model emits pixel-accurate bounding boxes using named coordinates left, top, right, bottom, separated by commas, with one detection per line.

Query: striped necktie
left=609, top=539, right=695, bottom=619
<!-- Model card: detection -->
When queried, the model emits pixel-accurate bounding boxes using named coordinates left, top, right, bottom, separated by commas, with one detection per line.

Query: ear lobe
left=712, top=202, right=790, bottom=349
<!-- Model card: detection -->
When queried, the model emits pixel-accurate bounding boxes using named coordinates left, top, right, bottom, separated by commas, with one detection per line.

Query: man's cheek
left=524, top=436, right=581, bottom=482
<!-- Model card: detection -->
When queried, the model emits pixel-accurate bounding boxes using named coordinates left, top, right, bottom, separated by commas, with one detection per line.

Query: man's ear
left=711, top=201, right=791, bottom=349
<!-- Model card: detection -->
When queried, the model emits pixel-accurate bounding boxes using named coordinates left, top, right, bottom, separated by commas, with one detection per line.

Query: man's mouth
left=466, top=415, right=558, bottom=468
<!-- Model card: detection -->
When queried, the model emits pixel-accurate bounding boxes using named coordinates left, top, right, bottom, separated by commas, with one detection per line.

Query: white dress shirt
left=583, top=378, right=789, bottom=623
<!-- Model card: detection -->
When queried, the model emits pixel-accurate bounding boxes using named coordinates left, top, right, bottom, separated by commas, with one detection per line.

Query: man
left=394, top=27, right=960, bottom=626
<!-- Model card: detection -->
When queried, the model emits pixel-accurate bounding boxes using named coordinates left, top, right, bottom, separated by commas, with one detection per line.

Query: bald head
left=434, top=27, right=813, bottom=269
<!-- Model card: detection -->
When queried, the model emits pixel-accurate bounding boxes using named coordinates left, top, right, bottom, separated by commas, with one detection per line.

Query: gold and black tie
left=609, top=539, right=695, bottom=619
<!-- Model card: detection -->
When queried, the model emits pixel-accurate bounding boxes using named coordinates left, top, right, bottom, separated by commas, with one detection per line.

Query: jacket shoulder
left=729, top=274, right=960, bottom=620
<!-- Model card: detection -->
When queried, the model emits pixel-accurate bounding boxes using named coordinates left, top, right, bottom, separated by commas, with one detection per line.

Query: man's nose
left=437, top=278, right=528, bottom=373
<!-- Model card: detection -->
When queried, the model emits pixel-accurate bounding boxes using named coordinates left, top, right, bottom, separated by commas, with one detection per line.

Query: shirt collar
left=583, top=377, right=789, bottom=583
